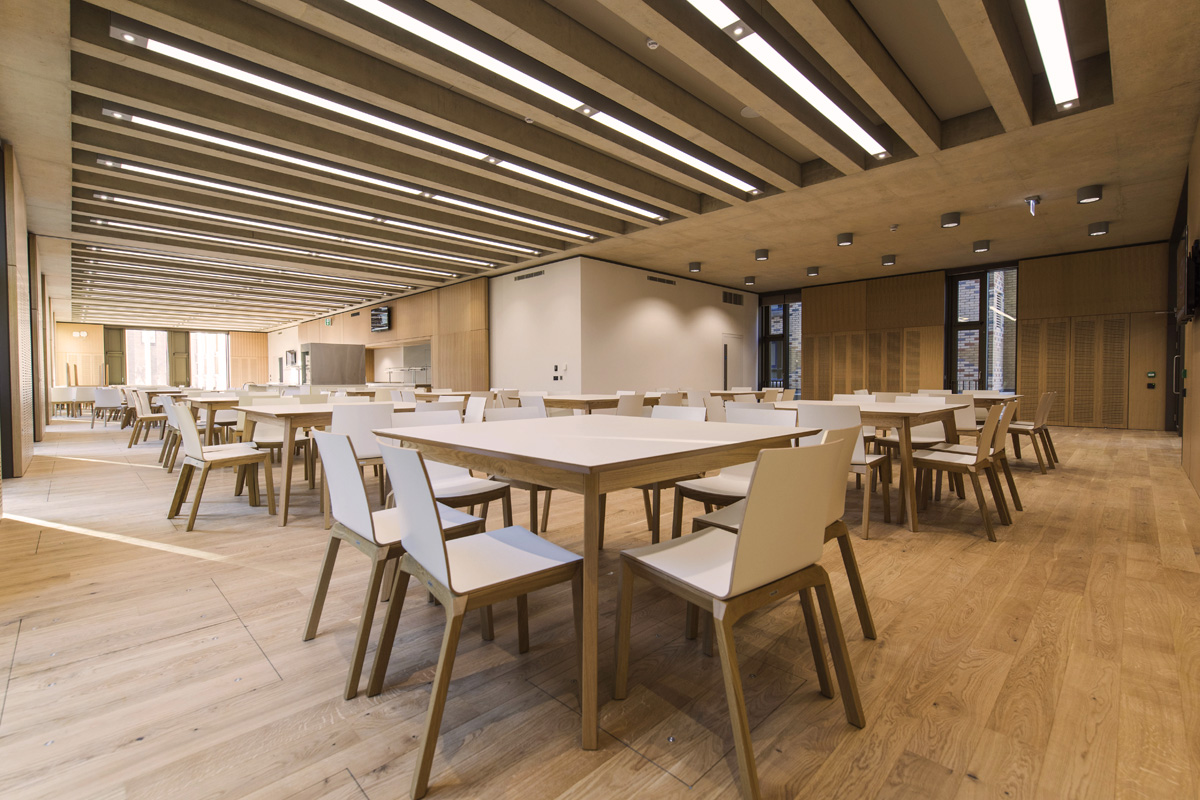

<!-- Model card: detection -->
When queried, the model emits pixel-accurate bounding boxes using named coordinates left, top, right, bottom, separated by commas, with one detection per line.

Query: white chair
left=924, top=399, right=1022, bottom=522
left=730, top=386, right=753, bottom=392
left=387, top=411, right=514, bottom=528
left=853, top=389, right=870, bottom=395
left=658, top=391, right=683, bottom=406
left=126, top=389, right=168, bottom=447
left=518, top=394, right=546, bottom=414
left=670, top=406, right=797, bottom=539
left=463, top=395, right=487, bottom=424
left=911, top=405, right=1005, bottom=541
left=419, top=401, right=464, bottom=416
left=615, top=392, right=645, bottom=417
left=916, top=389, right=953, bottom=396
left=72, top=386, right=95, bottom=418
left=614, top=441, right=865, bottom=800
left=873, top=395, right=949, bottom=454
left=401, top=389, right=418, bottom=403
left=725, top=401, right=763, bottom=412
left=167, top=409, right=275, bottom=532
left=652, top=406, right=706, bottom=422
left=703, top=394, right=725, bottom=422
left=306, top=431, right=483, bottom=701
left=484, top=406, right=541, bottom=422
left=761, top=388, right=781, bottom=402
left=497, top=389, right=520, bottom=408
left=1009, top=392, right=1058, bottom=472
left=686, top=388, right=706, bottom=408
left=365, top=444, right=583, bottom=800
left=732, top=393, right=757, bottom=403
left=325, top=403, right=395, bottom=520
left=91, top=387, right=124, bottom=428
left=331, top=395, right=370, bottom=404
left=482, top=405, right=555, bottom=531
left=50, top=386, right=73, bottom=417
left=780, top=388, right=796, bottom=400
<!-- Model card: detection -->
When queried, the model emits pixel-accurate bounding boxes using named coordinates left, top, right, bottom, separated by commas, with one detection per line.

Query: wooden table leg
left=581, top=473, right=600, bottom=750
left=277, top=417, right=297, bottom=526
left=898, top=420, right=919, bottom=532
left=204, top=405, right=218, bottom=446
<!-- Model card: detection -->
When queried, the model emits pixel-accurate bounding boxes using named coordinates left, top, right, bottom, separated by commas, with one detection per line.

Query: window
left=124, top=329, right=170, bottom=386
left=759, top=300, right=802, bottom=390
left=947, top=267, right=1017, bottom=391
left=190, top=332, right=229, bottom=390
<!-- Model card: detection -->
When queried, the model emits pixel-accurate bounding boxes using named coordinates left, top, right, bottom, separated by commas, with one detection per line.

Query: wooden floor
left=1, top=420, right=1198, bottom=799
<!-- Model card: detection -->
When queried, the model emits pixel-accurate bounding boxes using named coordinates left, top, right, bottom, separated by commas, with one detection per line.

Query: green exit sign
left=325, top=318, right=332, bottom=326
left=1147, top=371, right=1156, bottom=378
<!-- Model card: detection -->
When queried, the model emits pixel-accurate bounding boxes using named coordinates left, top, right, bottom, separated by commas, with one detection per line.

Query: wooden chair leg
left=185, top=463, right=212, bottom=532
left=836, top=533, right=877, bottom=639
left=168, top=463, right=194, bottom=518
left=159, top=430, right=172, bottom=463
left=234, top=463, right=247, bottom=497
left=246, top=464, right=260, bottom=508
left=527, top=487, right=539, bottom=533
left=1042, top=428, right=1059, bottom=464
left=261, top=454, right=276, bottom=515
left=1010, top=431, right=1022, bottom=459
left=571, top=570, right=584, bottom=702
left=813, top=573, right=866, bottom=728
left=304, top=536, right=342, bottom=640
left=612, top=559, right=636, bottom=700
left=985, top=466, right=1012, bottom=525
left=127, top=419, right=141, bottom=448
left=1025, top=432, right=1047, bottom=474
left=540, top=488, right=552, bottom=532
left=798, top=587, right=832, bottom=698
left=345, top=552, right=391, bottom=700
left=671, top=488, right=685, bottom=540
left=712, top=607, right=762, bottom=800
left=411, top=602, right=467, bottom=800
left=479, top=605, right=495, bottom=642
left=367, top=567, right=411, bottom=696
left=598, top=494, right=606, bottom=550
left=167, top=437, right=180, bottom=473
left=502, top=490, right=513, bottom=527
left=881, top=459, right=892, bottom=524
left=516, top=594, right=530, bottom=653
left=641, top=488, right=654, bottom=531
left=860, top=476, right=871, bottom=540
left=968, top=470, right=996, bottom=542
left=1000, top=455, right=1022, bottom=511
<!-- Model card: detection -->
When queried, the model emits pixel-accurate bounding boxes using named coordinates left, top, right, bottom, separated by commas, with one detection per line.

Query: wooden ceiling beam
left=418, top=0, right=803, bottom=191
left=772, top=0, right=941, bottom=154
left=935, top=0, right=1033, bottom=131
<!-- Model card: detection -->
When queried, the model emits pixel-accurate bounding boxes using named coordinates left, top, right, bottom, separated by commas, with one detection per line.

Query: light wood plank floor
left=1, top=420, right=1198, bottom=799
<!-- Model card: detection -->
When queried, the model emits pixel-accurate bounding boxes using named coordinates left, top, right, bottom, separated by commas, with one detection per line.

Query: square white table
left=374, top=414, right=817, bottom=750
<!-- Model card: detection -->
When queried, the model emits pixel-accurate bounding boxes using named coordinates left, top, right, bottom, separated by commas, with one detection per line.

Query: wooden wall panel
left=1019, top=244, right=1168, bottom=320
left=435, top=279, right=488, bottom=334
left=433, top=329, right=488, bottom=390
left=866, top=272, right=945, bottom=330
left=916, top=325, right=944, bottom=390
left=53, top=322, right=104, bottom=385
left=801, top=281, right=866, bottom=333
left=229, top=331, right=268, bottom=387
left=1127, top=312, right=1168, bottom=430
left=849, top=333, right=865, bottom=391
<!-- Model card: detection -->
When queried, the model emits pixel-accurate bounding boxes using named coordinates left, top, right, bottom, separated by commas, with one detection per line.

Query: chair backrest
left=160, top=398, right=179, bottom=430
left=686, top=389, right=706, bottom=407
left=1033, top=392, right=1054, bottom=427
left=281, top=387, right=303, bottom=397
left=725, top=401, right=763, bottom=411
left=74, top=387, right=96, bottom=402
left=812, top=426, right=862, bottom=526
left=651, top=405, right=706, bottom=421
left=726, top=440, right=846, bottom=597
left=832, top=393, right=870, bottom=402
left=946, top=394, right=977, bottom=430
left=464, top=395, right=487, bottom=424
left=312, top=432, right=378, bottom=542
left=390, top=390, right=407, bottom=402
left=731, top=386, right=752, bottom=392
left=419, top=401, right=464, bottom=416
left=793, top=403, right=866, bottom=463
left=401, top=389, right=417, bottom=403
left=485, top=405, right=543, bottom=421
left=763, top=388, right=782, bottom=402
left=726, top=407, right=797, bottom=426
left=991, top=401, right=1018, bottom=455
left=429, top=388, right=454, bottom=394
left=498, top=389, right=520, bottom=407
left=331, top=402, right=395, bottom=459
left=615, top=392, right=645, bottom=417
left=94, top=387, right=123, bottom=407
left=174, top=405, right=206, bottom=460
left=390, top=409, right=462, bottom=428
left=519, top=394, right=547, bottom=414
left=50, top=386, right=72, bottom=403
left=658, top=391, right=683, bottom=407
left=377, top=443, right=452, bottom=585
left=703, top=394, right=726, bottom=422
left=898, top=394, right=946, bottom=404
left=733, top=393, right=757, bottom=403
left=853, top=389, right=869, bottom=395
left=970, top=405, right=1003, bottom=465
left=874, top=392, right=904, bottom=403
left=132, top=389, right=153, bottom=416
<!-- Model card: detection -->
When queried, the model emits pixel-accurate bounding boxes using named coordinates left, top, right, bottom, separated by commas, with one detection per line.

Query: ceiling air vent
left=722, top=292, right=745, bottom=306
left=514, top=270, right=544, bottom=281
left=647, top=275, right=676, bottom=286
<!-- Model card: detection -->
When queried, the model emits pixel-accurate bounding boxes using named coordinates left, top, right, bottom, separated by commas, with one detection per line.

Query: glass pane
left=768, top=304, right=784, bottom=335
left=957, top=278, right=982, bottom=322
left=788, top=302, right=802, bottom=390
left=190, top=332, right=229, bottom=391
left=956, top=329, right=981, bottom=392
left=985, top=268, right=1018, bottom=391
left=765, top=340, right=785, bottom=387
left=124, top=329, right=169, bottom=386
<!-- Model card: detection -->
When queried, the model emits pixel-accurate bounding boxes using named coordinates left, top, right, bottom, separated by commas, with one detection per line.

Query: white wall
left=372, top=342, right=431, bottom=382
left=266, top=325, right=299, bottom=383
left=489, top=259, right=582, bottom=392
left=579, top=260, right=757, bottom=392
left=489, top=257, right=757, bottom=393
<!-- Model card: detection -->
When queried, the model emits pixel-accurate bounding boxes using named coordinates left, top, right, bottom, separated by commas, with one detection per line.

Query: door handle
left=1174, top=354, right=1182, bottom=395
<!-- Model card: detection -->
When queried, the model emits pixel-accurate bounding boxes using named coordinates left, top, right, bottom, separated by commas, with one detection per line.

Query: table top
left=776, top=399, right=967, bottom=416
left=237, top=402, right=416, bottom=417
left=375, top=414, right=817, bottom=474
left=710, top=390, right=766, bottom=399
left=414, top=391, right=474, bottom=401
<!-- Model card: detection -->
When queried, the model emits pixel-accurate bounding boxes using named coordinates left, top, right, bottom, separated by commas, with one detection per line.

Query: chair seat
left=925, top=442, right=982, bottom=456
left=430, top=473, right=509, bottom=500
left=138, top=413, right=168, bottom=422
left=443, top=526, right=581, bottom=593
left=912, top=449, right=978, bottom=468
left=675, top=471, right=752, bottom=500
left=875, top=431, right=945, bottom=446
left=691, top=500, right=745, bottom=534
left=1008, top=421, right=1038, bottom=431
left=198, top=443, right=262, bottom=463
left=371, top=503, right=483, bottom=544
left=850, top=452, right=888, bottom=475
left=624, top=527, right=738, bottom=599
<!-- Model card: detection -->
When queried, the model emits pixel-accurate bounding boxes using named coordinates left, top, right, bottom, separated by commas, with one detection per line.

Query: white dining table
left=374, top=414, right=817, bottom=750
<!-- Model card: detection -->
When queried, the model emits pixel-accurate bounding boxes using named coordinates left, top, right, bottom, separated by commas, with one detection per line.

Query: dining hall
left=1, top=0, right=1200, bottom=798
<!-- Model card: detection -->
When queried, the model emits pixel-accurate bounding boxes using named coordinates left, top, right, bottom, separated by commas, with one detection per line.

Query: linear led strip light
left=80, top=245, right=414, bottom=291
left=92, top=144, right=539, bottom=256
left=78, top=261, right=380, bottom=302
left=1023, top=0, right=1079, bottom=109
left=109, top=25, right=668, bottom=220
left=85, top=217, right=454, bottom=279
left=104, top=110, right=598, bottom=241
left=684, top=0, right=888, bottom=159
left=341, top=0, right=759, bottom=196
left=90, top=191, right=486, bottom=269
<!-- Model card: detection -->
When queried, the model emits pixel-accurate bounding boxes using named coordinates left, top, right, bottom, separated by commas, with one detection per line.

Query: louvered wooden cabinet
left=1017, top=314, right=1128, bottom=427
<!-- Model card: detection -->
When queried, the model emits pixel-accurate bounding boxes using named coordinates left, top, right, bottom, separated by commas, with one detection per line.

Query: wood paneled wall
left=53, top=322, right=105, bottom=385
left=229, top=331, right=268, bottom=387
left=801, top=272, right=945, bottom=399
left=1016, top=244, right=1168, bottom=430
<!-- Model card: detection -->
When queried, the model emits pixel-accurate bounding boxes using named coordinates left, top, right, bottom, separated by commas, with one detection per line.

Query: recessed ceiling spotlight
left=755, top=248, right=769, bottom=261
left=1026, top=195, right=1040, bottom=216
left=807, top=266, right=820, bottom=277
left=973, top=240, right=990, bottom=253
left=1077, top=185, right=1103, bottom=204
left=890, top=224, right=898, bottom=232
left=744, top=276, right=755, bottom=286
left=940, top=212, right=961, bottom=228
left=689, top=261, right=701, bottom=273
left=837, top=232, right=853, bottom=246
left=646, top=38, right=659, bottom=50
left=121, top=33, right=136, bottom=42
left=882, top=255, right=896, bottom=266
left=1088, top=221, right=1109, bottom=236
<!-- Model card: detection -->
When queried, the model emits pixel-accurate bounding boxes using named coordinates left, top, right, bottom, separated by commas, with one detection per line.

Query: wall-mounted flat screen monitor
left=371, top=306, right=391, bottom=332
left=284, top=350, right=297, bottom=366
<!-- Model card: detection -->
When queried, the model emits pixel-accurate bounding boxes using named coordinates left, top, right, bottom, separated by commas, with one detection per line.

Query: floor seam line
left=211, top=577, right=284, bottom=682
left=0, top=618, right=24, bottom=731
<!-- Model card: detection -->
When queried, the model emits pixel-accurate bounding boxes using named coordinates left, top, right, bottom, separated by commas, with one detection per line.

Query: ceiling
left=0, top=0, right=1197, bottom=331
